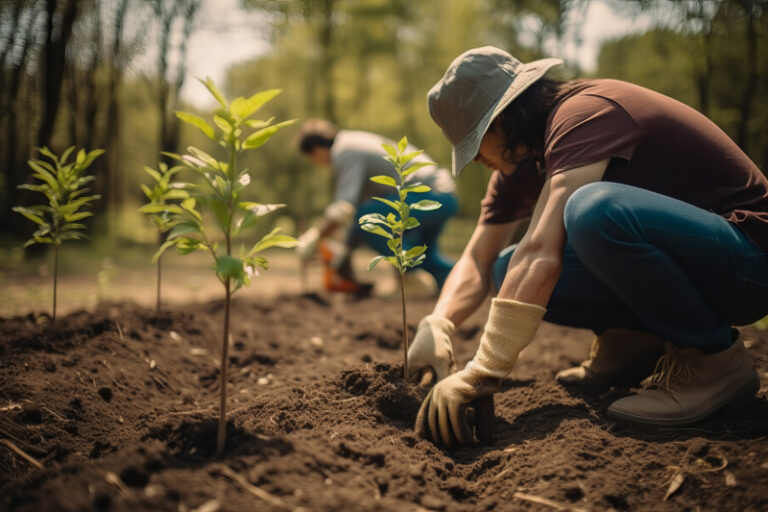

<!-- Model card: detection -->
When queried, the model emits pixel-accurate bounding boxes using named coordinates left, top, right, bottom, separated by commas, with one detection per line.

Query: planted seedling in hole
left=13, top=146, right=103, bottom=325
left=152, top=78, right=297, bottom=454
left=359, top=136, right=441, bottom=379
left=139, top=162, right=188, bottom=312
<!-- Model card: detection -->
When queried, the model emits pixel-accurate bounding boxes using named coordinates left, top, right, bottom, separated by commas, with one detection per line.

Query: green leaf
left=242, top=120, right=296, bottom=149
left=397, top=136, right=408, bottom=153
left=60, top=146, right=76, bottom=164
left=215, top=255, right=245, bottom=280
left=244, top=117, right=275, bottom=130
left=152, top=239, right=179, bottom=263
left=240, top=202, right=285, bottom=217
left=402, top=161, right=435, bottom=178
left=139, top=203, right=182, bottom=214
left=209, top=197, right=230, bottom=231
left=176, top=238, right=203, bottom=254
left=410, top=200, right=442, bottom=211
left=381, top=144, right=397, bottom=159
left=400, top=150, right=424, bottom=166
left=176, top=111, right=217, bottom=141
left=372, top=196, right=400, bottom=212
left=28, top=161, right=58, bottom=188
left=402, top=184, right=431, bottom=194
left=140, top=184, right=154, bottom=199
left=187, top=146, right=221, bottom=170
left=167, top=220, right=201, bottom=239
left=367, top=255, right=386, bottom=271
left=200, top=77, right=228, bottom=108
left=360, top=223, right=392, bottom=239
left=405, top=245, right=427, bottom=259
left=249, top=227, right=298, bottom=255
left=143, top=166, right=162, bottom=183
left=64, top=211, right=93, bottom=222
left=13, top=207, right=47, bottom=226
left=231, top=89, right=281, bottom=120
left=358, top=213, right=388, bottom=225
left=370, top=175, right=397, bottom=188
left=404, top=217, right=420, bottom=229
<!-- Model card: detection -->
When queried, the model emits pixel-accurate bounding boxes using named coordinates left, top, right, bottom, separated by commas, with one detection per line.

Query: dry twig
left=513, top=491, right=589, bottom=511
left=1, top=439, right=44, bottom=470
left=215, top=465, right=289, bottom=509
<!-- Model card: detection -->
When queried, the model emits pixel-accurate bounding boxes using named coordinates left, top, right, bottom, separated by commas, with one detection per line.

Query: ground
left=1, top=289, right=768, bottom=512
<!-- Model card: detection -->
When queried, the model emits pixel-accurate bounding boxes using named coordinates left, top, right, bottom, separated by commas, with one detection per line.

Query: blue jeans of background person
left=492, top=182, right=768, bottom=354
left=346, top=191, right=458, bottom=288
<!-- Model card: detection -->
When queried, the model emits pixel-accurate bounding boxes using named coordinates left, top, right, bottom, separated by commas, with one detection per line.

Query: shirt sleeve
left=332, top=150, right=368, bottom=207
left=479, top=161, right=544, bottom=225
left=544, top=94, right=640, bottom=177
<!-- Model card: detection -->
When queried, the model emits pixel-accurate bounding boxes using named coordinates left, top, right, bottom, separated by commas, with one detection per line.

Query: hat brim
left=451, top=57, right=563, bottom=177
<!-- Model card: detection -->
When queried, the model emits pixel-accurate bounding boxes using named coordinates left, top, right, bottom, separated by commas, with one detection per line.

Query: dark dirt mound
left=1, top=295, right=767, bottom=511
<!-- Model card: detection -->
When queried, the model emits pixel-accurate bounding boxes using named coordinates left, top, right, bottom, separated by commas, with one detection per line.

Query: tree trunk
left=37, top=0, right=79, bottom=149
left=736, top=3, right=757, bottom=150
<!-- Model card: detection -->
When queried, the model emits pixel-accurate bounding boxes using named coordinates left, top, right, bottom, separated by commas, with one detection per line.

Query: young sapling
left=139, top=162, right=188, bottom=311
left=13, top=146, right=103, bottom=325
left=154, top=78, right=297, bottom=454
left=359, top=136, right=441, bottom=380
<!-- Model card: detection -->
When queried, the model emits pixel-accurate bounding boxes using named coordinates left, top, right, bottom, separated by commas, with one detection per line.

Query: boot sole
left=607, top=369, right=761, bottom=427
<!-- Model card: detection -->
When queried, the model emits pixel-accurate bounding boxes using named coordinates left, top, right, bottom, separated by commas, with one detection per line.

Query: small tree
left=149, top=78, right=297, bottom=454
left=139, top=162, right=188, bottom=312
left=359, top=137, right=441, bottom=380
left=13, top=146, right=103, bottom=325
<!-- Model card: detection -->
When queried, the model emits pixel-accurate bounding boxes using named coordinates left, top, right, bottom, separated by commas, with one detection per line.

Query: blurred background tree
left=1, top=0, right=766, bottom=250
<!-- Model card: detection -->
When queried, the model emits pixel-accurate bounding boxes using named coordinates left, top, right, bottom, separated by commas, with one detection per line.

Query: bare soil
left=1, top=294, right=767, bottom=511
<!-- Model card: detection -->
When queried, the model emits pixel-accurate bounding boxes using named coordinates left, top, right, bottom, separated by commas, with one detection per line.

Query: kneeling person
left=296, top=120, right=458, bottom=294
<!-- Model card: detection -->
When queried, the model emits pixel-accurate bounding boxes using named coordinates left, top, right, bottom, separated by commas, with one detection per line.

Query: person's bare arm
left=498, top=159, right=610, bottom=305
left=432, top=220, right=521, bottom=326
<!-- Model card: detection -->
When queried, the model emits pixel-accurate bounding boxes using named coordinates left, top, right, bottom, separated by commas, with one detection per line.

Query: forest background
left=1, top=0, right=766, bottom=289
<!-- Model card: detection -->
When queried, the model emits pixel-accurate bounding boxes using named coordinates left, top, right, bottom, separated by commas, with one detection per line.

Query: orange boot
left=319, top=241, right=374, bottom=296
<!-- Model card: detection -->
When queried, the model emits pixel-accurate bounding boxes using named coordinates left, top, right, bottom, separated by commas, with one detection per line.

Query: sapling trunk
left=399, top=272, right=409, bottom=380
left=217, top=277, right=231, bottom=454
left=156, top=256, right=162, bottom=313
left=53, top=244, right=59, bottom=325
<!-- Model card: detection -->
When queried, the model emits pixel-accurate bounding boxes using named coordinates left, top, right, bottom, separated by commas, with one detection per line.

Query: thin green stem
left=217, top=276, right=231, bottom=455
left=400, top=271, right=408, bottom=380
left=52, top=244, right=58, bottom=325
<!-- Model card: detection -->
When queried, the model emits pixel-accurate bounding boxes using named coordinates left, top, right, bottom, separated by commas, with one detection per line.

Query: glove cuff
left=467, top=298, right=546, bottom=379
left=421, top=314, right=455, bottom=337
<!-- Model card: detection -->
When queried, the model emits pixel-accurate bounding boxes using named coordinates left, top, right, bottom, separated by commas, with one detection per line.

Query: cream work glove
left=407, top=315, right=456, bottom=384
left=415, top=298, right=546, bottom=447
left=296, top=227, right=320, bottom=261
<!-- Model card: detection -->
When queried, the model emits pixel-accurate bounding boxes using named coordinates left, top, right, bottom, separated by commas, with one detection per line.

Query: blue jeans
left=347, top=191, right=458, bottom=288
left=492, top=182, right=768, bottom=353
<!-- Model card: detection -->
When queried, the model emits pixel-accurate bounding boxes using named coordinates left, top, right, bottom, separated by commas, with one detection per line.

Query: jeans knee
left=564, top=182, right=633, bottom=250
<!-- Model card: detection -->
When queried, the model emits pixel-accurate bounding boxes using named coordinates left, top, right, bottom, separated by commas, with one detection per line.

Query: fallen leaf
left=725, top=472, right=737, bottom=486
left=664, top=472, right=685, bottom=501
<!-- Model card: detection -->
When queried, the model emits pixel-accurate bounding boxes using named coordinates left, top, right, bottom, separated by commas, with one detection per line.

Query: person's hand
left=296, top=227, right=320, bottom=261
left=414, top=298, right=547, bottom=448
left=414, top=368, right=499, bottom=448
left=407, top=315, right=456, bottom=384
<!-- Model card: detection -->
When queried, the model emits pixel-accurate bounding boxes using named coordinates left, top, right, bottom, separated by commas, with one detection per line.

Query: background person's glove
left=407, top=315, right=456, bottom=384
left=296, top=227, right=320, bottom=261
left=415, top=298, right=546, bottom=448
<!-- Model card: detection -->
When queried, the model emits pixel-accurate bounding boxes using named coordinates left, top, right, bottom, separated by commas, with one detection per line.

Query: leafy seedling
left=139, top=162, right=188, bottom=312
left=359, top=136, right=441, bottom=379
left=13, top=146, right=103, bottom=325
left=149, top=78, right=297, bottom=454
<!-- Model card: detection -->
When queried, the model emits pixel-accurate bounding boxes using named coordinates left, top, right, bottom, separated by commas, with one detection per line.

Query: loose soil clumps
left=1, top=296, right=767, bottom=511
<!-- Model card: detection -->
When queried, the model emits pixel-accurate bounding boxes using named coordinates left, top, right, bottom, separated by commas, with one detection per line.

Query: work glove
left=415, top=298, right=546, bottom=448
left=407, top=315, right=456, bottom=384
left=296, top=227, right=320, bottom=261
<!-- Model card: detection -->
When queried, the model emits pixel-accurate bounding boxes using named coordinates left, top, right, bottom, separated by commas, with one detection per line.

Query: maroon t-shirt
left=480, top=79, right=768, bottom=252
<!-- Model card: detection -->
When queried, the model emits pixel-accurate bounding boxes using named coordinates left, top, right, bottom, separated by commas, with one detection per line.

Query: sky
left=174, top=0, right=655, bottom=108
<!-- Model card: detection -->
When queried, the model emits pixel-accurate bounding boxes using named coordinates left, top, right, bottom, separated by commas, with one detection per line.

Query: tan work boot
left=556, top=328, right=665, bottom=389
left=607, top=334, right=760, bottom=426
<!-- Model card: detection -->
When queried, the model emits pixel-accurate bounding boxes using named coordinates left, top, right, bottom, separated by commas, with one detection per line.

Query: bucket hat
left=427, top=46, right=562, bottom=176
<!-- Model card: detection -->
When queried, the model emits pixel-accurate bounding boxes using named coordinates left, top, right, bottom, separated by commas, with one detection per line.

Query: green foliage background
left=1, top=0, right=766, bottom=251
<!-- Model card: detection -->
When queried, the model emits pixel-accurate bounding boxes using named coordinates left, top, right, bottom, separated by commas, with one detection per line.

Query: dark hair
left=493, top=78, right=583, bottom=166
left=297, top=119, right=338, bottom=153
